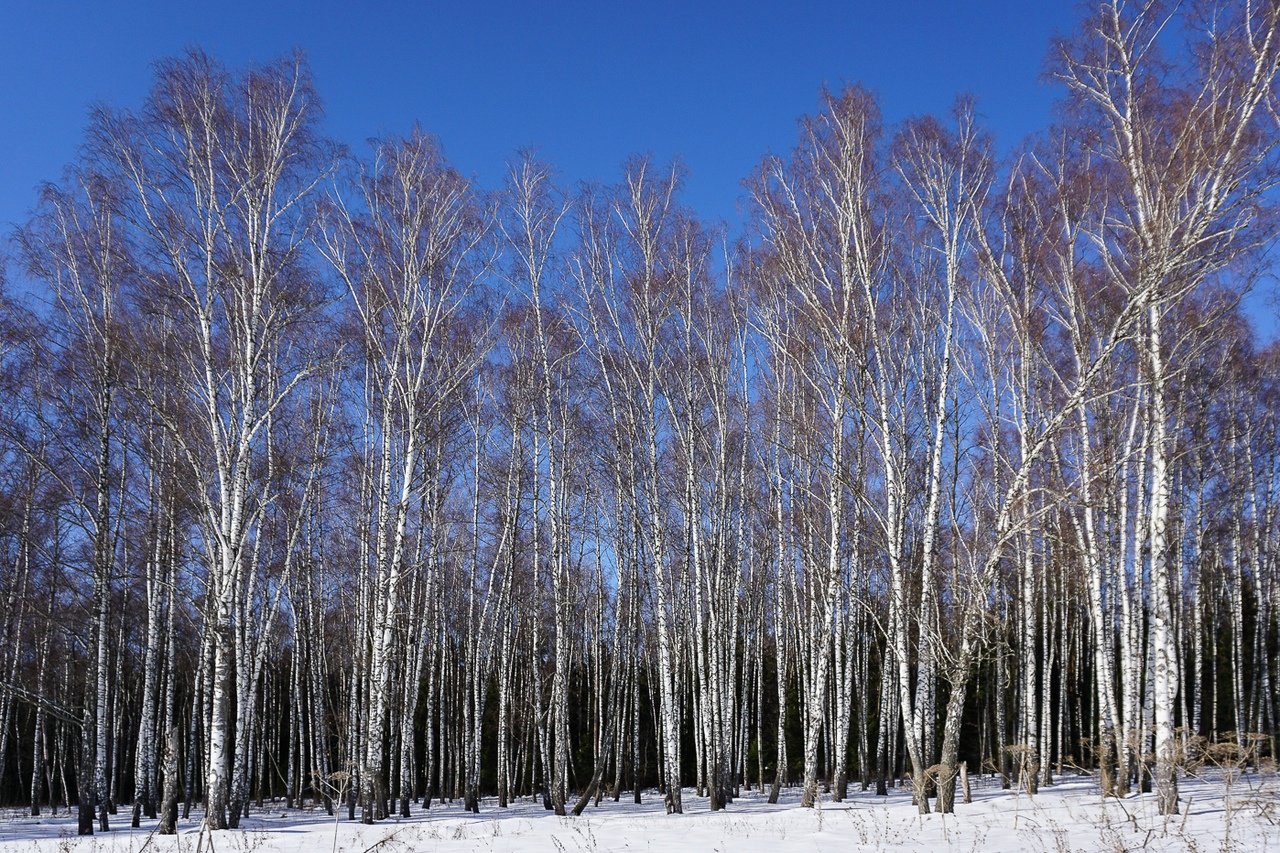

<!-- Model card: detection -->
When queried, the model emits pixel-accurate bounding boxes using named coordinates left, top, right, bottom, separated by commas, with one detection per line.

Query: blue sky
left=2, top=0, right=1275, bottom=337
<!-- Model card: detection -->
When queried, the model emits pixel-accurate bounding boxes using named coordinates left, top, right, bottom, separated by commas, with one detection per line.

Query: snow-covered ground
left=2, top=772, right=1278, bottom=852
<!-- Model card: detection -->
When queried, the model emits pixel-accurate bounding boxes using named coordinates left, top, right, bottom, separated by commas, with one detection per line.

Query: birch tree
left=100, top=50, right=335, bottom=829
left=1055, top=0, right=1280, bottom=813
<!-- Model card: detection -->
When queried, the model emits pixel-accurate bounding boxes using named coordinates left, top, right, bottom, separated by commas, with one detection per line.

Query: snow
left=2, top=772, right=1278, bottom=852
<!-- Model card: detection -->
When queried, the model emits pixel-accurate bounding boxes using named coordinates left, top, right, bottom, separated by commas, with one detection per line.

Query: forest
left=0, top=0, right=1277, bottom=839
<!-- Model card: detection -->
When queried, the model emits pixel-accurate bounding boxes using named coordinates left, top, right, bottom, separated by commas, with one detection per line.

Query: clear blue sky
left=2, top=0, right=1275, bottom=337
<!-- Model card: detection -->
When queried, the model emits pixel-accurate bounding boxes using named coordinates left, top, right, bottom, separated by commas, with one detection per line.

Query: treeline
left=0, top=0, right=1278, bottom=835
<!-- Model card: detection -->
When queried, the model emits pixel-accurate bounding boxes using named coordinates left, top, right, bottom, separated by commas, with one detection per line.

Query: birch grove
left=0, top=1, right=1279, bottom=831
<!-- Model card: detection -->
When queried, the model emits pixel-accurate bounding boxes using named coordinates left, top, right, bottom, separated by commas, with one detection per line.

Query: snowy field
left=2, top=772, right=1278, bottom=852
